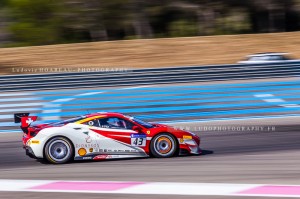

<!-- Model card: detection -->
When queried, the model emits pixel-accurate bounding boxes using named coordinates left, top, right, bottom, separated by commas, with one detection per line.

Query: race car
left=237, top=52, right=297, bottom=64
left=14, top=112, right=201, bottom=164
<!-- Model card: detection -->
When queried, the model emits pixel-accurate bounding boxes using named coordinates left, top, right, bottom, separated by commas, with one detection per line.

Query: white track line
left=264, top=98, right=285, bottom=102
left=0, top=97, right=39, bottom=102
left=42, top=98, right=75, bottom=121
left=254, top=94, right=274, bottom=98
left=0, top=180, right=300, bottom=197
left=0, top=102, right=43, bottom=108
left=254, top=93, right=300, bottom=108
left=0, top=93, right=35, bottom=97
left=41, top=86, right=152, bottom=121
left=280, top=104, right=300, bottom=108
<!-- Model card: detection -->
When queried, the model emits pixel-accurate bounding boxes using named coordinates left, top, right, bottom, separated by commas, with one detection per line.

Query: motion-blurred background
left=1, top=1, right=300, bottom=74
left=1, top=0, right=300, bottom=46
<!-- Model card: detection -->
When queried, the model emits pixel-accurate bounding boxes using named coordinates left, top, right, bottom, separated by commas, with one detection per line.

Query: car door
left=83, top=117, right=147, bottom=156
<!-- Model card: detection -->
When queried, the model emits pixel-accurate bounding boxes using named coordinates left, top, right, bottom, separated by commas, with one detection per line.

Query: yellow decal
left=31, top=140, right=40, bottom=144
left=89, top=148, right=93, bottom=153
left=179, top=138, right=184, bottom=143
left=146, top=131, right=151, bottom=134
left=75, top=115, right=105, bottom=124
left=183, top=135, right=192, bottom=140
left=78, top=148, right=87, bottom=156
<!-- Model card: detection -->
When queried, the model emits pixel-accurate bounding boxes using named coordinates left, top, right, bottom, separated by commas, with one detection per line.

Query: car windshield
left=127, top=116, right=154, bottom=128
left=50, top=116, right=85, bottom=126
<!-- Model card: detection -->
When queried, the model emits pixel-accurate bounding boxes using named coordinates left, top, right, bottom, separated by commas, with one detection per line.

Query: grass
left=1, top=31, right=300, bottom=75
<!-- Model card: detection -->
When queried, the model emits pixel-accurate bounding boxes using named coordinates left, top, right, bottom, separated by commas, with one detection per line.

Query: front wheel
left=44, top=137, right=73, bottom=164
left=150, top=133, right=177, bottom=158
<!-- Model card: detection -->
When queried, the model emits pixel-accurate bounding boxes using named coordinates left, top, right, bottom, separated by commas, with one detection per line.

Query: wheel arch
left=43, top=135, right=75, bottom=161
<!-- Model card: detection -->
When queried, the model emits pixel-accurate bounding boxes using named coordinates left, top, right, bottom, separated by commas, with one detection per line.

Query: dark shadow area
left=200, top=149, right=214, bottom=156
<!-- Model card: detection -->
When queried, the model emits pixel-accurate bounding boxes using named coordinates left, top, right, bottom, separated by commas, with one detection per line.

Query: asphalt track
left=1, top=79, right=300, bottom=199
left=1, top=122, right=300, bottom=199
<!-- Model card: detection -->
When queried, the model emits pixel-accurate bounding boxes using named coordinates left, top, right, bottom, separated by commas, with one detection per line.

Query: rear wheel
left=44, top=137, right=73, bottom=164
left=150, top=133, right=177, bottom=158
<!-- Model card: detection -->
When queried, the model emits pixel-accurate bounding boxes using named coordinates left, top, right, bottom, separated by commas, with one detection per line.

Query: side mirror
left=132, top=125, right=142, bottom=133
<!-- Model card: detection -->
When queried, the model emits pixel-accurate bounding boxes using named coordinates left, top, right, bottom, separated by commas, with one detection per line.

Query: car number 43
left=131, top=134, right=146, bottom=146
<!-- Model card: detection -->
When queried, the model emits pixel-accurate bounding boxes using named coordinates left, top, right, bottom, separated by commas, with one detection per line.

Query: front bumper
left=189, top=145, right=202, bottom=155
left=179, top=146, right=201, bottom=155
left=25, top=146, right=37, bottom=159
left=178, top=136, right=201, bottom=155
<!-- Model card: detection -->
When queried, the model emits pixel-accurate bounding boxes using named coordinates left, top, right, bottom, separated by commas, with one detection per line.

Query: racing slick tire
left=150, top=133, right=177, bottom=158
left=44, top=137, right=74, bottom=164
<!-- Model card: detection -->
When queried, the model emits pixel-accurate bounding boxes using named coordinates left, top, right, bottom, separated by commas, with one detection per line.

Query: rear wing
left=14, top=113, right=30, bottom=123
left=14, top=113, right=37, bottom=133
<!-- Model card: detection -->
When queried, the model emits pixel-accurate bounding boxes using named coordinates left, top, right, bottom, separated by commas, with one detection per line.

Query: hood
left=150, top=122, right=189, bottom=133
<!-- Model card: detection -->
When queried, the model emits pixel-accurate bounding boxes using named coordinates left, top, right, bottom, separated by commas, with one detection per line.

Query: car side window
left=97, top=117, right=134, bottom=130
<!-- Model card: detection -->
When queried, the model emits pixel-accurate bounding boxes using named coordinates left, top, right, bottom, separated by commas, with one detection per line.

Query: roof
left=85, top=112, right=124, bottom=118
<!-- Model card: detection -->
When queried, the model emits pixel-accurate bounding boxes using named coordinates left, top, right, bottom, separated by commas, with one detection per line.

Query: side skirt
left=74, top=154, right=149, bottom=161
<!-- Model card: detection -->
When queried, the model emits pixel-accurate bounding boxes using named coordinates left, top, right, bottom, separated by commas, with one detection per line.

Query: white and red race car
left=15, top=112, right=201, bottom=164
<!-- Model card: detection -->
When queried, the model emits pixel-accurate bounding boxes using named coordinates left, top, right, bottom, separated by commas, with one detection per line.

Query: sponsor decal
left=85, top=136, right=92, bottom=143
left=93, top=155, right=109, bottom=160
left=31, top=140, right=40, bottom=144
left=88, top=121, right=94, bottom=126
left=131, top=134, right=147, bottom=138
left=82, top=156, right=92, bottom=160
left=94, top=149, right=139, bottom=153
left=76, top=143, right=99, bottom=148
left=27, top=139, right=40, bottom=146
left=78, top=148, right=87, bottom=156
left=179, top=138, right=184, bottom=143
left=146, top=131, right=150, bottom=134
left=89, top=148, right=93, bottom=152
left=131, top=134, right=146, bottom=146
left=183, top=135, right=192, bottom=140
